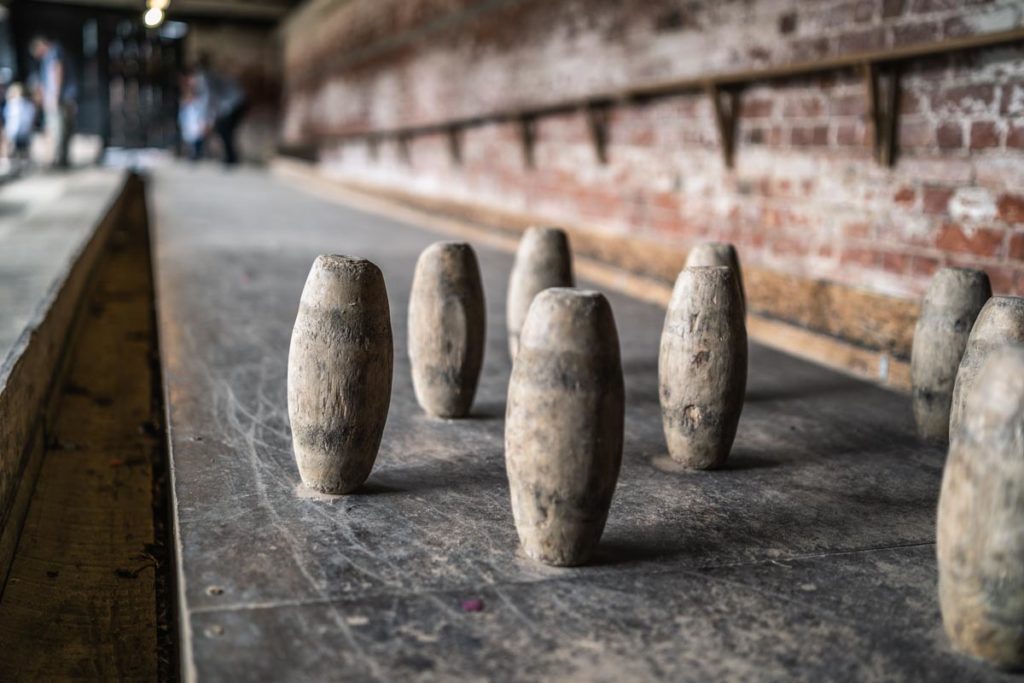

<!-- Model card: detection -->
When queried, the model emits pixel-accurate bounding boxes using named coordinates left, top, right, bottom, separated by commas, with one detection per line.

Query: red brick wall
left=281, top=0, right=1024, bottom=300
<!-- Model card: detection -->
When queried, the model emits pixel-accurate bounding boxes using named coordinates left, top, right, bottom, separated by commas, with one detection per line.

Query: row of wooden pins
left=909, top=267, right=1024, bottom=670
left=285, top=226, right=1024, bottom=671
left=286, top=229, right=746, bottom=556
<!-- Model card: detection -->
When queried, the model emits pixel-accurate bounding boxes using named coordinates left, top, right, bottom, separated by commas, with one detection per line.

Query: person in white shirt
left=179, top=74, right=207, bottom=161
left=4, top=83, right=36, bottom=166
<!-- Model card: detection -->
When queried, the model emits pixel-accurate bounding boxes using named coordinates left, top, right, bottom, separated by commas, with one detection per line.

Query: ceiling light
left=143, top=7, right=164, bottom=27
left=148, top=0, right=170, bottom=10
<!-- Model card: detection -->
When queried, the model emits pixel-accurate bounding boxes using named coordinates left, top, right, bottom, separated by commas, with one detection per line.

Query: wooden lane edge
left=270, top=157, right=912, bottom=391
left=0, top=172, right=137, bottom=591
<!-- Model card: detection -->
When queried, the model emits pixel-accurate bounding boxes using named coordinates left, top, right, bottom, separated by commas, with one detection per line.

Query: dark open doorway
left=10, top=0, right=186, bottom=152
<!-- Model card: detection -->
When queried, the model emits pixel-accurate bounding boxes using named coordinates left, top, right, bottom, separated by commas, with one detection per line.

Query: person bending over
left=195, top=54, right=246, bottom=166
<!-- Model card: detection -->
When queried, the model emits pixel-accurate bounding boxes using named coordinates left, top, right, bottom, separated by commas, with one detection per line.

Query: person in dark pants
left=30, top=35, right=77, bottom=169
left=195, top=54, right=246, bottom=166
left=214, top=103, right=246, bottom=165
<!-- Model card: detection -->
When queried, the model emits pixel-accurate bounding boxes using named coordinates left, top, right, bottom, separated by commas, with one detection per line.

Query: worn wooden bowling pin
left=287, top=255, right=393, bottom=494
left=506, top=227, right=574, bottom=359
left=505, top=288, right=624, bottom=566
left=659, top=266, right=747, bottom=469
left=911, top=268, right=991, bottom=443
left=685, top=241, right=746, bottom=310
left=938, top=345, right=1024, bottom=669
left=408, top=241, right=486, bottom=418
left=948, top=296, right=1024, bottom=438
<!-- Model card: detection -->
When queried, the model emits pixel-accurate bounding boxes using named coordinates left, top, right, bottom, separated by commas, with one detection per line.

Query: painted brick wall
left=281, top=0, right=1024, bottom=304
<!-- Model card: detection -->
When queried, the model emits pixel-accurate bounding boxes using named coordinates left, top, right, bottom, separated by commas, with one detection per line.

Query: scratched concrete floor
left=150, top=164, right=1011, bottom=682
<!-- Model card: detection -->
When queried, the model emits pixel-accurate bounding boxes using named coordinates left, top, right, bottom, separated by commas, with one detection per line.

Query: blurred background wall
left=279, top=0, right=1024, bottom=362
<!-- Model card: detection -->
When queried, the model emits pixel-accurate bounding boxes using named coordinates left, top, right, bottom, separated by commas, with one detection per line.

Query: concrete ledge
left=271, top=157, right=912, bottom=390
left=0, top=170, right=136, bottom=586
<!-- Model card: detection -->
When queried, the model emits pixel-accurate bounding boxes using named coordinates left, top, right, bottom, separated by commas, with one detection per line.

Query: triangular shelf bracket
left=397, top=133, right=411, bottom=165
left=447, top=126, right=463, bottom=166
left=864, top=62, right=901, bottom=167
left=519, top=114, right=537, bottom=169
left=708, top=84, right=740, bottom=169
left=585, top=102, right=611, bottom=164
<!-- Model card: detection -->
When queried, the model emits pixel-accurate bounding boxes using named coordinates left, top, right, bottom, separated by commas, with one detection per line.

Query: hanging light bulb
left=143, top=7, right=165, bottom=27
left=148, top=0, right=170, bottom=10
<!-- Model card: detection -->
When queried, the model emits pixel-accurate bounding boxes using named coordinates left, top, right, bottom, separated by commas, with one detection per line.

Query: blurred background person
left=178, top=71, right=207, bottom=162
left=30, top=35, right=77, bottom=170
left=3, top=83, right=36, bottom=172
left=195, top=54, right=246, bottom=166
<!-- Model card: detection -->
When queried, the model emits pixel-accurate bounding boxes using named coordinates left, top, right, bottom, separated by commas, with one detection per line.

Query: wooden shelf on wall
left=327, top=27, right=1024, bottom=169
